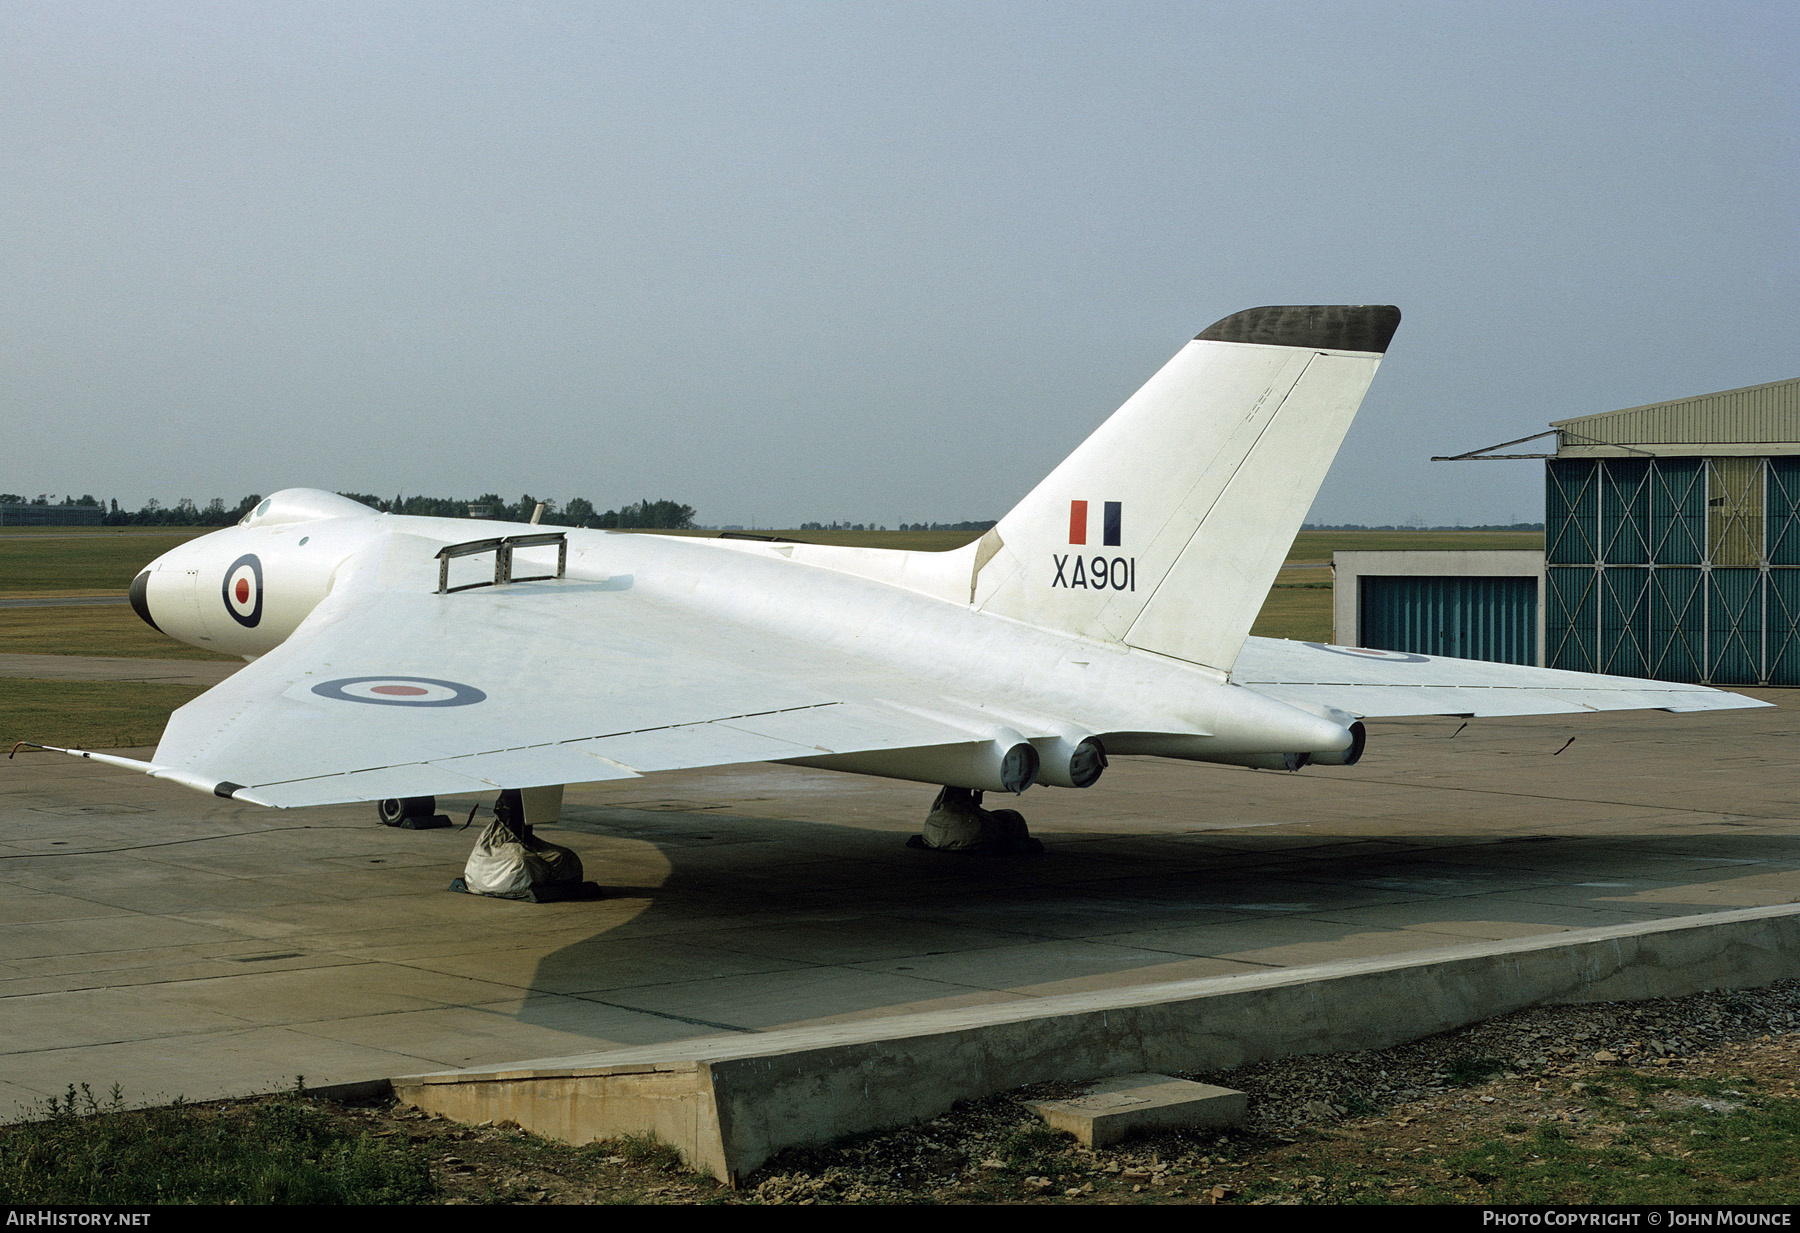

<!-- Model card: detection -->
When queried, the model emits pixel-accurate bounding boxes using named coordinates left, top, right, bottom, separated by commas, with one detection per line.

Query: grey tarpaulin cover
left=462, top=819, right=586, bottom=899
left=917, top=787, right=1040, bottom=854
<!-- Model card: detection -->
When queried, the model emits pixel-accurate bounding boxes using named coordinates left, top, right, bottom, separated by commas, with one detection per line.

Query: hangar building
left=0, top=502, right=102, bottom=526
left=1337, top=376, right=1800, bottom=686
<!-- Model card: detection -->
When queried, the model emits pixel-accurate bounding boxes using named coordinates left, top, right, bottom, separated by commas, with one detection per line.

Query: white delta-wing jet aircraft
left=29, top=305, right=1763, bottom=842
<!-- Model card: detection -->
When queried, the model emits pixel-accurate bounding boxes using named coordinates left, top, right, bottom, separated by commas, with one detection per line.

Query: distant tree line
left=0, top=494, right=98, bottom=506
left=0, top=493, right=263, bottom=527
left=3, top=491, right=696, bottom=529
left=893, top=520, right=997, bottom=532
left=9, top=490, right=1015, bottom=535
left=794, top=520, right=998, bottom=532
left=337, top=493, right=696, bottom=529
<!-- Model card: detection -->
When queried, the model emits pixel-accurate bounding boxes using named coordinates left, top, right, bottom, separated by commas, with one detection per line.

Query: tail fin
left=972, top=305, right=1400, bottom=672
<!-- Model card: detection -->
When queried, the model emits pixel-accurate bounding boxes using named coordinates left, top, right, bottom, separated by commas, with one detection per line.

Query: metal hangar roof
left=1550, top=376, right=1800, bottom=458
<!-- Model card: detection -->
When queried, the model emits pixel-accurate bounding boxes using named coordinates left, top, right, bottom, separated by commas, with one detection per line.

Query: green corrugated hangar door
left=1544, top=455, right=1800, bottom=685
left=1359, top=576, right=1538, bottom=665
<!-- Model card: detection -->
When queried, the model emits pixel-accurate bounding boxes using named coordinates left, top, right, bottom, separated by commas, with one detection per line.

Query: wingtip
left=1196, top=305, right=1401, bottom=354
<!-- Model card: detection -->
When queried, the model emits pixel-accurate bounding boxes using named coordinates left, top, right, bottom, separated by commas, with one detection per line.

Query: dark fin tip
left=214, top=781, right=246, bottom=799
left=1195, top=305, right=1401, bottom=353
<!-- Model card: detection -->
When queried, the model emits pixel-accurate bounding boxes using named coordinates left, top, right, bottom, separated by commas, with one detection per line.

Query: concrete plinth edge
left=1027, top=1074, right=1247, bottom=1147
left=303, top=1078, right=394, bottom=1104
left=391, top=903, right=1800, bottom=1184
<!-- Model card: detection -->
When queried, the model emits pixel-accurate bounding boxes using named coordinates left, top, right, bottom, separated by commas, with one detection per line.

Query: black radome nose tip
left=128, top=570, right=159, bottom=632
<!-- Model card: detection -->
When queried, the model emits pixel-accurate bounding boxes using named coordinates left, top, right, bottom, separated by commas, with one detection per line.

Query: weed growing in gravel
left=994, top=1124, right=1066, bottom=1175
left=1444, top=1056, right=1508, bottom=1087
left=599, top=1132, right=688, bottom=1173
left=1435, top=1072, right=1800, bottom=1205
left=0, top=1087, right=436, bottom=1204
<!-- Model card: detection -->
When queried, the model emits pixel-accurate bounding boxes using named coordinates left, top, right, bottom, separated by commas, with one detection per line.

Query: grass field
left=667, top=528, right=1545, bottom=559
left=0, top=678, right=207, bottom=749
left=0, top=607, right=238, bottom=660
left=0, top=527, right=211, bottom=596
left=1287, top=529, right=1542, bottom=562
left=650, top=527, right=984, bottom=552
left=1250, top=575, right=1334, bottom=643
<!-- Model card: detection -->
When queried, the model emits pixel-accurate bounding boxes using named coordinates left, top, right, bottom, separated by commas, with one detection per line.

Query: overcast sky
left=3, top=2, right=1794, bottom=527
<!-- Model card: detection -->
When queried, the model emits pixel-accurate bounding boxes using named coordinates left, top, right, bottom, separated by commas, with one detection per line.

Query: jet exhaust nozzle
left=1307, top=721, right=1367, bottom=767
left=1033, top=735, right=1108, bottom=788
left=994, top=739, right=1040, bottom=794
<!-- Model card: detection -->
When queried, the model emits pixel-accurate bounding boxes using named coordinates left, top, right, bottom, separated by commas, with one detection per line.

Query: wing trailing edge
left=1230, top=637, right=1770, bottom=719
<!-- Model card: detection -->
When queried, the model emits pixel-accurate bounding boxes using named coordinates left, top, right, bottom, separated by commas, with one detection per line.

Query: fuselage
left=131, top=489, right=1356, bottom=788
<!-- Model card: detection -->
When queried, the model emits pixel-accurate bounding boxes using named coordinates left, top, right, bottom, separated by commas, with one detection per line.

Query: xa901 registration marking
left=1052, top=554, right=1135, bottom=591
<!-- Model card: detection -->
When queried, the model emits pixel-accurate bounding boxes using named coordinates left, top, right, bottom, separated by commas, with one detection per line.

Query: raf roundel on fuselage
left=222, top=554, right=263, bottom=628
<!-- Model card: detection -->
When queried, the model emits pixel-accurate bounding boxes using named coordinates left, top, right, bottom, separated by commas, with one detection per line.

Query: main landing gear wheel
left=376, top=795, right=451, bottom=829
left=906, top=786, right=1044, bottom=854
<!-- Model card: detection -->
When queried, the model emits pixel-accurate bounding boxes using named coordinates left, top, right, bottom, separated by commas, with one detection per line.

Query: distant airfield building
left=0, top=502, right=102, bottom=526
left=1334, top=550, right=1544, bottom=667
left=1338, top=376, right=1800, bottom=686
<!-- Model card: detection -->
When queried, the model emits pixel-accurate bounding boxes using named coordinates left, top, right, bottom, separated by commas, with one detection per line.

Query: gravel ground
left=1188, top=978, right=1800, bottom=1134
left=309, top=977, right=1800, bottom=1204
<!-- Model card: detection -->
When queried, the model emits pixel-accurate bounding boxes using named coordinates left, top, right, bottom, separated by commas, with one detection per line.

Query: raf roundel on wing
left=311, top=676, right=488, bottom=707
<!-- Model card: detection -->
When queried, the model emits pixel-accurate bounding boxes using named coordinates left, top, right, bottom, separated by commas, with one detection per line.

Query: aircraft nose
left=128, top=570, right=159, bottom=631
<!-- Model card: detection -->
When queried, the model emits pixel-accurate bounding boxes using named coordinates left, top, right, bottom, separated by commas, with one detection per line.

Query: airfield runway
left=1, top=670, right=1798, bottom=1119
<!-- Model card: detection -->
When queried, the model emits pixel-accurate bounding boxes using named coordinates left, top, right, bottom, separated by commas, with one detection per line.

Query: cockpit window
left=235, top=490, right=379, bottom=527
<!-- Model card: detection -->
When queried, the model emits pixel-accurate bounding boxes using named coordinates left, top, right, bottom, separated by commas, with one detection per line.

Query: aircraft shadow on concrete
left=504, top=796, right=1800, bottom=1044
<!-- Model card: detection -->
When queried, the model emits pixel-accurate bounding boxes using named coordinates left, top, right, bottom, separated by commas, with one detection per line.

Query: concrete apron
left=392, top=901, right=1800, bottom=1185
